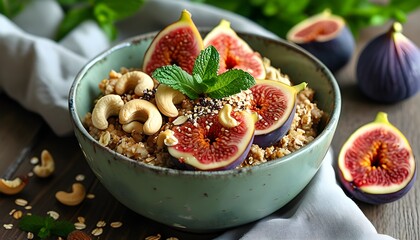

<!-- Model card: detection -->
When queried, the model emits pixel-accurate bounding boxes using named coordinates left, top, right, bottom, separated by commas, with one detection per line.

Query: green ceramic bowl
left=69, top=32, right=341, bottom=232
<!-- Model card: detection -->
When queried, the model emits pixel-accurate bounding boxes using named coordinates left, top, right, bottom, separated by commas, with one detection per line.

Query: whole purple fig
left=356, top=22, right=420, bottom=103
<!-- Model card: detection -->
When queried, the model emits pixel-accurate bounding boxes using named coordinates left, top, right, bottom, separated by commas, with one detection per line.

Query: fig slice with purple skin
left=250, top=80, right=307, bottom=148
left=338, top=112, right=416, bottom=204
left=167, top=106, right=257, bottom=171
left=203, top=19, right=266, bottom=79
left=142, top=9, right=204, bottom=76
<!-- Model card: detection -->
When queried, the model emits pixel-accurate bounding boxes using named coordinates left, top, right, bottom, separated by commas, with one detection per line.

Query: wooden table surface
left=1, top=9, right=420, bottom=240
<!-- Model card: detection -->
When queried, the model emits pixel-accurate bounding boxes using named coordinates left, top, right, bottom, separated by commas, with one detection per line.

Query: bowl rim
left=68, top=31, right=341, bottom=177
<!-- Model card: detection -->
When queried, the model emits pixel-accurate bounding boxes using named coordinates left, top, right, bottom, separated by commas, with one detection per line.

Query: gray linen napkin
left=0, top=0, right=395, bottom=239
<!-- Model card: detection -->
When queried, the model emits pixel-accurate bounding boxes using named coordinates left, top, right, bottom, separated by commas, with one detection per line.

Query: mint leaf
left=18, top=215, right=75, bottom=239
left=18, top=215, right=46, bottom=233
left=193, top=45, right=219, bottom=81
left=152, top=46, right=255, bottom=100
left=206, top=69, right=255, bottom=99
left=153, top=65, right=204, bottom=99
left=51, top=219, right=76, bottom=237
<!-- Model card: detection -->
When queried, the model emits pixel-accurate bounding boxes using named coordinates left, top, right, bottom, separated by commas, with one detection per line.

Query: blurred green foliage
left=193, top=0, right=420, bottom=38
left=0, top=0, right=144, bottom=41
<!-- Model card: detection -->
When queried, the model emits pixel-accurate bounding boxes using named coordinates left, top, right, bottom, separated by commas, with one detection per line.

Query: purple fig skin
left=357, top=22, right=420, bottom=103
left=296, top=26, right=355, bottom=72
left=339, top=167, right=417, bottom=205
left=253, top=104, right=296, bottom=148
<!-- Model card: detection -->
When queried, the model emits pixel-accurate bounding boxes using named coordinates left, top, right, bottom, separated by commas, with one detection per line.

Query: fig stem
left=391, top=22, right=403, bottom=34
left=293, top=82, right=308, bottom=93
left=374, top=112, right=390, bottom=125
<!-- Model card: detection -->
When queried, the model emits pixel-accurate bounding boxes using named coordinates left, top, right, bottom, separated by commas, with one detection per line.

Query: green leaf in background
left=0, top=0, right=29, bottom=17
left=55, top=4, right=92, bottom=40
left=194, top=0, right=420, bottom=39
left=96, top=0, right=144, bottom=20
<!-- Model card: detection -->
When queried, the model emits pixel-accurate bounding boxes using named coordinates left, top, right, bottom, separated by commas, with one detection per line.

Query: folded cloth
left=0, top=0, right=395, bottom=239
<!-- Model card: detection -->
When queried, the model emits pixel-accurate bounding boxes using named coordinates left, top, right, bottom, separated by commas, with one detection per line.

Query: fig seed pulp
left=338, top=112, right=416, bottom=204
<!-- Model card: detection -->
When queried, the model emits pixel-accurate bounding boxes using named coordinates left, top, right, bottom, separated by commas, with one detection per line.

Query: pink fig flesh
left=338, top=112, right=416, bottom=204
left=168, top=110, right=256, bottom=171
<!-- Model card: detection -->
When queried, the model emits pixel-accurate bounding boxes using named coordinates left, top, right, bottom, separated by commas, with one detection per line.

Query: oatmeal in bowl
left=69, top=10, right=340, bottom=231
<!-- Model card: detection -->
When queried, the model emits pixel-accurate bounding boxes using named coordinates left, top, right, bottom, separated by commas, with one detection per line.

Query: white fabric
left=0, top=0, right=395, bottom=239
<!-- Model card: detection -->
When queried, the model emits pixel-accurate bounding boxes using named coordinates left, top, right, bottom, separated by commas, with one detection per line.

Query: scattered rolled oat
left=47, top=210, right=59, bottom=220
left=75, top=174, right=86, bottom=181
left=27, top=172, right=34, bottom=177
left=166, top=237, right=179, bottom=240
left=86, top=193, right=95, bottom=199
left=27, top=232, right=34, bottom=239
left=96, top=220, right=106, bottom=227
left=145, top=234, right=161, bottom=240
left=77, top=216, right=86, bottom=223
left=110, top=221, right=123, bottom=228
left=74, top=222, right=87, bottom=230
left=24, top=205, right=32, bottom=210
left=30, top=157, right=39, bottom=165
left=3, top=223, right=13, bottom=230
left=91, top=227, right=103, bottom=236
left=15, top=198, right=28, bottom=207
left=9, top=209, right=16, bottom=215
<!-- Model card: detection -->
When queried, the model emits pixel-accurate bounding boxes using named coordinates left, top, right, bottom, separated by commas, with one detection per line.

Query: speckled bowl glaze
left=69, top=32, right=341, bottom=232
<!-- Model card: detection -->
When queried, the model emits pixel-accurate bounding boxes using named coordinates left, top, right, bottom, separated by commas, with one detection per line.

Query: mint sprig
left=152, top=46, right=255, bottom=100
left=18, top=214, right=75, bottom=239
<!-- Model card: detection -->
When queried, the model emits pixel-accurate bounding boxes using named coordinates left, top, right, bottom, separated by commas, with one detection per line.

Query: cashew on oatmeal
left=84, top=61, right=323, bottom=170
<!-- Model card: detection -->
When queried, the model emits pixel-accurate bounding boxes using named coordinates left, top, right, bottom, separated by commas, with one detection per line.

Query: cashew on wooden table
left=0, top=177, right=27, bottom=195
left=55, top=183, right=86, bottom=206
left=33, top=149, right=55, bottom=178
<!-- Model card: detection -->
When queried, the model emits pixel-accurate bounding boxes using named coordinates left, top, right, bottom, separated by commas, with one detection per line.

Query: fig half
left=142, top=9, right=204, bottom=75
left=338, top=112, right=416, bottom=204
left=168, top=108, right=256, bottom=171
left=203, top=19, right=266, bottom=79
left=250, top=80, right=307, bottom=148
left=286, top=10, right=355, bottom=72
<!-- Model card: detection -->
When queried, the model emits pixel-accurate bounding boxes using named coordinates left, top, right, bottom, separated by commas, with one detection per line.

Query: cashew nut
left=0, top=177, right=27, bottom=195
left=115, top=71, right=154, bottom=96
left=91, top=94, right=124, bottom=130
left=155, top=84, right=186, bottom=117
left=122, top=121, right=144, bottom=134
left=55, top=183, right=86, bottom=206
left=119, top=99, right=162, bottom=135
left=33, top=149, right=55, bottom=178
left=218, top=104, right=239, bottom=128
left=157, top=129, right=178, bottom=148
